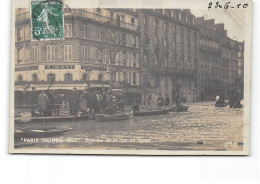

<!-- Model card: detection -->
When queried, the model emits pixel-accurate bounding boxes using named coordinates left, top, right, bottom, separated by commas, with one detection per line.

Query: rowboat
left=215, top=103, right=228, bottom=107
left=133, top=108, right=170, bottom=117
left=169, top=105, right=189, bottom=112
left=15, top=114, right=90, bottom=123
left=95, top=110, right=133, bottom=121
left=14, top=127, right=73, bottom=140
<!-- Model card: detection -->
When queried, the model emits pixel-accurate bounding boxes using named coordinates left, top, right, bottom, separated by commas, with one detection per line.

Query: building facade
left=15, top=8, right=244, bottom=106
left=195, top=17, right=243, bottom=101
left=195, top=17, right=222, bottom=100
left=15, top=8, right=141, bottom=105
left=139, top=9, right=199, bottom=104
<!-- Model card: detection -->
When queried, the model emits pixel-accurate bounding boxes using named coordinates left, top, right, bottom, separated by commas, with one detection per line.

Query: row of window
left=115, top=72, right=140, bottom=85
left=96, top=49, right=140, bottom=67
left=63, top=23, right=140, bottom=48
left=143, top=10, right=195, bottom=27
left=17, top=72, right=141, bottom=85
left=17, top=73, right=73, bottom=82
left=200, top=52, right=221, bottom=64
left=17, top=45, right=140, bottom=67
left=143, top=16, right=198, bottom=41
left=17, top=45, right=73, bottom=63
left=199, top=65, right=222, bottom=77
left=223, top=48, right=238, bottom=59
left=200, top=39, right=220, bottom=49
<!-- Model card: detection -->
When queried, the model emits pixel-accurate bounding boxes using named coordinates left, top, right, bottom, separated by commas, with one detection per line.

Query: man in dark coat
left=146, top=94, right=152, bottom=110
left=29, top=87, right=38, bottom=117
left=157, top=94, right=164, bottom=108
left=131, top=100, right=140, bottom=113
left=164, top=94, right=170, bottom=107
left=69, top=87, right=80, bottom=115
left=53, top=92, right=62, bottom=115
left=86, top=88, right=94, bottom=114
left=92, top=90, right=98, bottom=114
left=38, top=91, right=49, bottom=116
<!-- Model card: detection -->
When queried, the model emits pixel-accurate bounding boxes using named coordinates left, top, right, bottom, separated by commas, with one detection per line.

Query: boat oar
left=231, top=98, right=240, bottom=108
left=103, top=100, right=125, bottom=111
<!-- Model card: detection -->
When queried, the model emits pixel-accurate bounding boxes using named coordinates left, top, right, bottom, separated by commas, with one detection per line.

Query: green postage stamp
left=31, top=0, right=64, bottom=40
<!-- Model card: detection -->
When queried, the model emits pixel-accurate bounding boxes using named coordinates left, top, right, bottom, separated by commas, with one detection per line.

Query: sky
left=191, top=9, right=247, bottom=42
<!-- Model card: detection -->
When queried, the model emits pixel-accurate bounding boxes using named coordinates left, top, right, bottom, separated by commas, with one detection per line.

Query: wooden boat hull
left=95, top=111, right=133, bottom=121
left=215, top=103, right=227, bottom=107
left=14, top=128, right=73, bottom=140
left=15, top=114, right=90, bottom=123
left=133, top=108, right=170, bottom=117
left=169, top=106, right=189, bottom=112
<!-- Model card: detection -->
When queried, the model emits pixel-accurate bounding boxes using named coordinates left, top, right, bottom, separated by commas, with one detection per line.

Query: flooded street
left=15, top=102, right=244, bottom=151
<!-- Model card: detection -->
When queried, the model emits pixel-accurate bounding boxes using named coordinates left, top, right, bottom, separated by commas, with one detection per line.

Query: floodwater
left=14, top=102, right=244, bottom=151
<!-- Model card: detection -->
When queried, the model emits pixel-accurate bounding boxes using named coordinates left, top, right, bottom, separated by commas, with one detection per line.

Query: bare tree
left=101, top=30, right=127, bottom=89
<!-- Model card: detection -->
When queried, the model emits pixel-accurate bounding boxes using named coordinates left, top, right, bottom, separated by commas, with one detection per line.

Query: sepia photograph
left=9, top=0, right=252, bottom=155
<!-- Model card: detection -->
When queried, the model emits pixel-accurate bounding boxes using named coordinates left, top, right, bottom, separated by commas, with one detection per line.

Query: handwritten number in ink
left=224, top=2, right=230, bottom=9
left=208, top=1, right=249, bottom=9
left=208, top=2, right=213, bottom=9
left=243, top=3, right=248, bottom=8
left=215, top=2, right=222, bottom=8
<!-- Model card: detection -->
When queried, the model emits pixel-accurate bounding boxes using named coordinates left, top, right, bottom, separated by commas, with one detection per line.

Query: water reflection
left=15, top=102, right=243, bottom=151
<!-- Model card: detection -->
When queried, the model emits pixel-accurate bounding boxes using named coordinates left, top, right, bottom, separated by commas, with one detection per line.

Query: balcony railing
left=69, top=9, right=140, bottom=32
left=16, top=9, right=140, bottom=32
left=16, top=11, right=30, bottom=22
left=200, top=44, right=222, bottom=53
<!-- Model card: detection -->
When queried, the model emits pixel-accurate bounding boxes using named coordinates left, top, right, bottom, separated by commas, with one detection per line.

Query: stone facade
left=15, top=8, right=244, bottom=105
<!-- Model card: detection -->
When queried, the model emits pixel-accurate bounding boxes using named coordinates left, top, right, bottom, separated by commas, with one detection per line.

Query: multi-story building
left=195, top=17, right=243, bottom=100
left=15, top=8, right=244, bottom=106
left=195, top=17, right=222, bottom=100
left=15, top=8, right=141, bottom=105
left=139, top=9, right=199, bottom=104
left=215, top=23, right=241, bottom=94
left=237, top=41, right=244, bottom=95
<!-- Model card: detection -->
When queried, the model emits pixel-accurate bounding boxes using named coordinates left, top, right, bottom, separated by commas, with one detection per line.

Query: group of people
left=69, top=87, right=125, bottom=116
left=28, top=87, right=125, bottom=117
left=29, top=87, right=63, bottom=117
left=215, top=90, right=242, bottom=108
left=145, top=93, right=182, bottom=111
left=132, top=94, right=171, bottom=113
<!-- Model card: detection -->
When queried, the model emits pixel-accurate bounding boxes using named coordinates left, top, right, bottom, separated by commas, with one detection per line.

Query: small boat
left=133, top=108, right=170, bottom=117
left=95, top=110, right=133, bottom=121
left=169, top=105, right=189, bottom=112
left=15, top=114, right=90, bottom=123
left=215, top=103, right=228, bottom=107
left=14, top=127, right=73, bottom=140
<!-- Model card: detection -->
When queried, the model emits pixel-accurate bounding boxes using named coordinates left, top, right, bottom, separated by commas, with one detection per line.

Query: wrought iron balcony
left=69, top=9, right=140, bottom=32
left=16, top=11, right=30, bottom=22
left=200, top=44, right=222, bottom=53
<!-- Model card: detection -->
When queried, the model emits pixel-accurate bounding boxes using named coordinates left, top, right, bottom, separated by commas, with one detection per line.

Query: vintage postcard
left=9, top=0, right=252, bottom=155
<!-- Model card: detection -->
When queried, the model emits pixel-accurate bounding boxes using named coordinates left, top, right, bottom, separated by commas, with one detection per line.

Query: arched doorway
left=17, top=75, right=23, bottom=82
left=32, top=74, right=37, bottom=82
left=47, top=73, right=55, bottom=82
left=64, top=73, right=73, bottom=82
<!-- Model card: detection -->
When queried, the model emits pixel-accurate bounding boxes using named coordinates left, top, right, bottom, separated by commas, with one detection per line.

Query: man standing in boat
left=29, top=87, right=38, bottom=117
left=164, top=94, right=170, bottom=107
left=175, top=93, right=181, bottom=108
left=157, top=94, right=164, bottom=108
left=38, top=91, right=49, bottom=116
left=103, top=91, right=115, bottom=114
left=79, top=90, right=88, bottom=114
left=95, top=91, right=103, bottom=114
left=69, top=87, right=80, bottom=115
left=146, top=94, right=152, bottom=110
left=86, top=88, right=94, bottom=114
